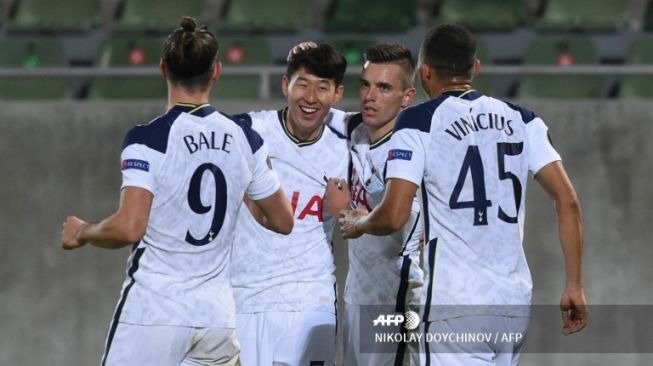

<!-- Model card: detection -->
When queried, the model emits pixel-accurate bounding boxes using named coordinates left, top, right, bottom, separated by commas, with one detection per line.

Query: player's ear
left=333, top=83, right=344, bottom=103
left=419, top=63, right=431, bottom=83
left=472, top=58, right=481, bottom=80
left=159, top=58, right=168, bottom=79
left=212, top=60, right=222, bottom=82
left=402, top=87, right=416, bottom=108
left=282, top=75, right=289, bottom=97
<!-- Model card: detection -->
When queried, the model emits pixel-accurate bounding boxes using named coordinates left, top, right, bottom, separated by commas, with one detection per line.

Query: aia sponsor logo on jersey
left=290, top=191, right=323, bottom=222
left=350, top=169, right=372, bottom=211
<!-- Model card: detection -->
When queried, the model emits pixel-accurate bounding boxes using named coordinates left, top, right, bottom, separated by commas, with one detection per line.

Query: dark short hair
left=420, top=24, right=476, bottom=78
left=364, top=43, right=416, bottom=90
left=286, top=44, right=347, bottom=86
left=163, top=16, right=218, bottom=90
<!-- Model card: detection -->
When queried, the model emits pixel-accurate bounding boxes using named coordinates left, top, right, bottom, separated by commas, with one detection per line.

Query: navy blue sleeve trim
left=502, top=100, right=537, bottom=124
left=122, top=109, right=181, bottom=154
left=393, top=96, right=447, bottom=133
left=347, top=113, right=363, bottom=139
left=226, top=112, right=264, bottom=154
left=326, top=124, right=347, bottom=140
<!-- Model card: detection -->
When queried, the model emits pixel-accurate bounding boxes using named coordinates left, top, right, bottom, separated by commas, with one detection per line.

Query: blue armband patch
left=387, top=149, right=413, bottom=161
left=122, top=159, right=150, bottom=172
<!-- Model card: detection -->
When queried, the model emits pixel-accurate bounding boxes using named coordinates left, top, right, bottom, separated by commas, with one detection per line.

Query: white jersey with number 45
left=386, top=90, right=561, bottom=321
left=116, top=104, right=279, bottom=329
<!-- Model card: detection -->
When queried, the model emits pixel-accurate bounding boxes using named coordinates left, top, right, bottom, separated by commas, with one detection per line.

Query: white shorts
left=421, top=315, right=529, bottom=366
left=236, top=311, right=336, bottom=366
left=343, top=304, right=420, bottom=366
left=102, top=322, right=240, bottom=366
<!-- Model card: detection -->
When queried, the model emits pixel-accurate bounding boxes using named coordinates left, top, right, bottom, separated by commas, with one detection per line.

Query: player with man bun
left=61, top=17, right=293, bottom=366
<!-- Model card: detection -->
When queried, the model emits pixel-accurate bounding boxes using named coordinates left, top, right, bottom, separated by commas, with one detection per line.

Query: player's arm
left=340, top=105, right=426, bottom=239
left=62, top=187, right=152, bottom=250
left=244, top=190, right=294, bottom=234
left=340, top=178, right=417, bottom=238
left=535, top=160, right=587, bottom=335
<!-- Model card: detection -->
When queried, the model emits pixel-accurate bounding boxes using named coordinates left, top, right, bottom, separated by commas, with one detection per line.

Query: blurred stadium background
left=1, top=0, right=652, bottom=365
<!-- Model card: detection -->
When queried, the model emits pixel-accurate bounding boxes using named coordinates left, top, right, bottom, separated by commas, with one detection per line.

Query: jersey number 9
left=185, top=163, right=227, bottom=245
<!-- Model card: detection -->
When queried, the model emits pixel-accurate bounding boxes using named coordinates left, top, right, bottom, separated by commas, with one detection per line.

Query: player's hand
left=560, top=286, right=588, bottom=335
left=287, top=41, right=318, bottom=61
left=61, top=216, right=89, bottom=250
left=323, top=178, right=350, bottom=218
left=339, top=208, right=367, bottom=239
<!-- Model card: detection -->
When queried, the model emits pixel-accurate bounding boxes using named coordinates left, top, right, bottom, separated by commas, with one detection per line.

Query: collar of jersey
left=173, top=103, right=215, bottom=117
left=441, top=89, right=481, bottom=100
left=277, top=108, right=325, bottom=147
left=369, top=129, right=393, bottom=150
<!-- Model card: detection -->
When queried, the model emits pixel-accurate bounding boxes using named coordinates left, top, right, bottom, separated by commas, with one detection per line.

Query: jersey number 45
left=449, top=142, right=523, bottom=226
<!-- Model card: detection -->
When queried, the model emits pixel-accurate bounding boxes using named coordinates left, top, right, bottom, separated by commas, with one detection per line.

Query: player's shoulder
left=394, top=97, right=449, bottom=134
left=500, top=100, right=539, bottom=125
left=238, top=109, right=280, bottom=125
left=215, top=111, right=265, bottom=154
left=233, top=109, right=282, bottom=136
left=122, top=107, right=185, bottom=153
left=321, top=108, right=351, bottom=140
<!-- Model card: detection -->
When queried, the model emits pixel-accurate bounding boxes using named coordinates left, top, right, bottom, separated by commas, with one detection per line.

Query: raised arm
left=62, top=186, right=153, bottom=250
left=535, top=160, right=587, bottom=335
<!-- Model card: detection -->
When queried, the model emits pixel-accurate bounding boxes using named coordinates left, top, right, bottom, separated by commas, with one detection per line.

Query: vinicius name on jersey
left=183, top=131, right=234, bottom=154
left=445, top=112, right=514, bottom=141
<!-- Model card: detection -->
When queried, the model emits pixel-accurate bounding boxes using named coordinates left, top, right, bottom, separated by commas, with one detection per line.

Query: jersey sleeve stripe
left=224, top=112, right=264, bottom=154
left=421, top=238, right=438, bottom=322
left=347, top=113, right=363, bottom=139
left=400, top=212, right=421, bottom=256
left=326, top=124, right=347, bottom=140
left=394, top=255, right=412, bottom=313
left=101, top=247, right=146, bottom=366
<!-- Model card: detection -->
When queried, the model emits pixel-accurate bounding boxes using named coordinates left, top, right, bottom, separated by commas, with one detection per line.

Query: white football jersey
left=116, top=103, right=279, bottom=328
left=230, top=109, right=349, bottom=313
left=386, top=90, right=561, bottom=321
left=343, top=113, right=424, bottom=307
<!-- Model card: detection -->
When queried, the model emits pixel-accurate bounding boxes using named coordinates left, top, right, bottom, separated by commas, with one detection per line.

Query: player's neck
left=283, top=108, right=322, bottom=142
left=430, top=75, right=473, bottom=98
left=369, top=120, right=395, bottom=144
left=166, top=86, right=210, bottom=111
left=439, top=81, right=472, bottom=94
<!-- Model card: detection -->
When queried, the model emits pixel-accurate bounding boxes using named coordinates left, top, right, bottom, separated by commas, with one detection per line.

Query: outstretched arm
left=340, top=178, right=417, bottom=238
left=62, top=186, right=152, bottom=250
left=535, top=161, right=587, bottom=335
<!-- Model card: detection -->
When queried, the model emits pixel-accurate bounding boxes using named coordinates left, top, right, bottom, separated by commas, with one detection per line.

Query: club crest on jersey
left=122, top=159, right=150, bottom=172
left=388, top=149, right=412, bottom=161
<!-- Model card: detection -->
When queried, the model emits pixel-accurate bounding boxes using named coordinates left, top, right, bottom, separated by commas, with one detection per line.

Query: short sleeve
left=246, top=141, right=281, bottom=200
left=527, top=118, right=561, bottom=175
left=385, top=128, right=427, bottom=187
left=120, top=143, right=157, bottom=194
